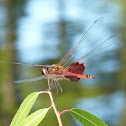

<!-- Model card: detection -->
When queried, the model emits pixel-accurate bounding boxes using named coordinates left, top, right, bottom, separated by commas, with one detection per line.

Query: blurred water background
left=0, top=0, right=126, bottom=126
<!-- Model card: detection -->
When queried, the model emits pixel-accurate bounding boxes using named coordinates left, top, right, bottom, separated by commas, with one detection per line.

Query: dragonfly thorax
left=42, top=65, right=65, bottom=75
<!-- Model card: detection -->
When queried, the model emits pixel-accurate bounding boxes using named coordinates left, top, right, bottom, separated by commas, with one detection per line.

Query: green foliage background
left=0, top=0, right=125, bottom=126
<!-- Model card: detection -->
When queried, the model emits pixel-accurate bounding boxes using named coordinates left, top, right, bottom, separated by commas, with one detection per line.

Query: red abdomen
left=65, top=62, right=85, bottom=82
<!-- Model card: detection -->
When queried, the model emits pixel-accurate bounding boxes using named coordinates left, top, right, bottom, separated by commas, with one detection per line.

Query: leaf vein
left=15, top=92, right=39, bottom=126
left=72, top=111, right=97, bottom=126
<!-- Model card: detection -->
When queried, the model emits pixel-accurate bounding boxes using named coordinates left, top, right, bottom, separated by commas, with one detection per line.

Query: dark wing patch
left=65, top=62, right=85, bottom=82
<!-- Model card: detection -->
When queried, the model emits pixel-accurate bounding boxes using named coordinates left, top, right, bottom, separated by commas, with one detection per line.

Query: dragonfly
left=0, top=17, right=117, bottom=91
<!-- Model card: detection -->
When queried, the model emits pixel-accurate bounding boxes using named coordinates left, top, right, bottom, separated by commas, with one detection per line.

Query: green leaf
left=70, top=108, right=108, bottom=126
left=18, top=108, right=49, bottom=126
left=10, top=92, right=40, bottom=126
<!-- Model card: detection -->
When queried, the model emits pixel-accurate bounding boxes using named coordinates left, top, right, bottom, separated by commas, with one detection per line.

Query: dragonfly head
left=42, top=67, right=49, bottom=75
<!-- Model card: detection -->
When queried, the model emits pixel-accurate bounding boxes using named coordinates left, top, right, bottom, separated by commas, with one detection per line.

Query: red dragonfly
left=0, top=18, right=117, bottom=90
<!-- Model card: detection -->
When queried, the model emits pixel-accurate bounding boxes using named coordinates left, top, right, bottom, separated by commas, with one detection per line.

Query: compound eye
left=43, top=68, right=46, bottom=75
left=42, top=70, right=44, bottom=75
left=42, top=67, right=49, bottom=75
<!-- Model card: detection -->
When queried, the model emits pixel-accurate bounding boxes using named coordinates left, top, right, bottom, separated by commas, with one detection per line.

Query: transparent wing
left=14, top=74, right=66, bottom=83
left=58, top=17, right=104, bottom=66
left=0, top=60, right=50, bottom=67
left=76, top=35, right=118, bottom=68
left=14, top=75, right=47, bottom=83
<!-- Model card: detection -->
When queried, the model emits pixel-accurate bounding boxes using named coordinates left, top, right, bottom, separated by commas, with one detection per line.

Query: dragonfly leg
left=54, top=80, right=59, bottom=96
left=53, top=81, right=58, bottom=101
left=56, top=80, right=63, bottom=94
left=50, top=79, right=53, bottom=89
left=50, top=79, right=56, bottom=89
left=53, top=80, right=63, bottom=100
left=47, top=78, right=51, bottom=91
